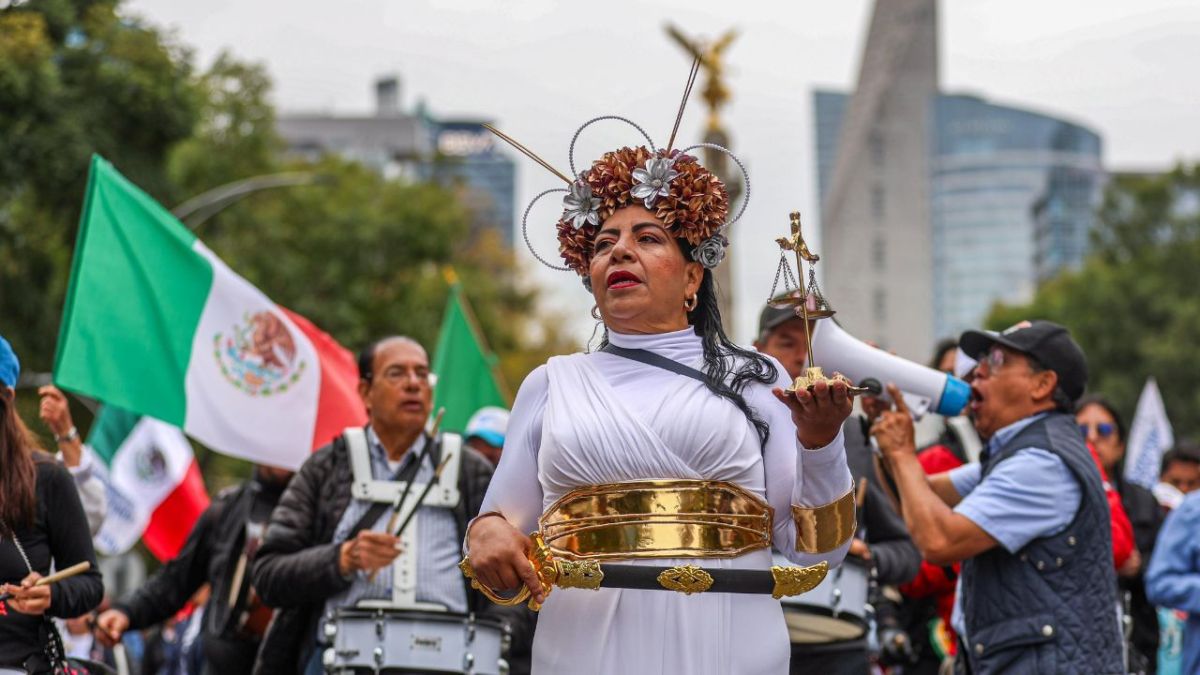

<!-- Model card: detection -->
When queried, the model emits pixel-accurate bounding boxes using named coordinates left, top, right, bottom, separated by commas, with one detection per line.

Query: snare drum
left=323, top=609, right=509, bottom=675
left=775, top=555, right=869, bottom=644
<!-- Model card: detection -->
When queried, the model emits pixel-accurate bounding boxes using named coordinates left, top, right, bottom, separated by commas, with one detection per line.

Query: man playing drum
left=251, top=336, right=531, bottom=675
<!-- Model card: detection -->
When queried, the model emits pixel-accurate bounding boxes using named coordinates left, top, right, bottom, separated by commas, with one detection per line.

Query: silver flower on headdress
left=630, top=157, right=680, bottom=209
left=562, top=177, right=602, bottom=229
left=691, top=233, right=729, bottom=269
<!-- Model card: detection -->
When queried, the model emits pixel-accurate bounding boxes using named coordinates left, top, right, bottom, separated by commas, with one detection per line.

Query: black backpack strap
left=598, top=342, right=708, bottom=385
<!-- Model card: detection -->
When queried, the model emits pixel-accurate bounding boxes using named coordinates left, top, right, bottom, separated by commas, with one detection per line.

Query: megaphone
left=808, top=320, right=970, bottom=418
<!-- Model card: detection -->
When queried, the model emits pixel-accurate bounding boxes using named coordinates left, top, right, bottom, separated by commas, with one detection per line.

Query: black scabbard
left=599, top=564, right=778, bottom=594
left=549, top=560, right=829, bottom=598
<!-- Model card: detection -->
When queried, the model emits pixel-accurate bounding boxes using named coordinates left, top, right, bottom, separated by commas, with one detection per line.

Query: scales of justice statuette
left=769, top=211, right=869, bottom=396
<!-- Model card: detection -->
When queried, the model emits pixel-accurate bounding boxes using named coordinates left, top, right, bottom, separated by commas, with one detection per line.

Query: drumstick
left=392, top=453, right=454, bottom=538
left=855, top=477, right=868, bottom=508
left=113, top=643, right=131, bottom=675
left=384, top=407, right=446, bottom=534
left=0, top=561, right=91, bottom=601
left=369, top=413, right=447, bottom=583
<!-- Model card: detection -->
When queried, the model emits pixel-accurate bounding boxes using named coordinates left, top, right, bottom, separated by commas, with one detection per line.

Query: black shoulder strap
left=345, top=434, right=433, bottom=539
left=598, top=342, right=707, bottom=384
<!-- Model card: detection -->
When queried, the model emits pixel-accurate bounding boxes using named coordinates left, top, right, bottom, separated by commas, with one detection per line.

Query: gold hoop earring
left=684, top=294, right=698, bottom=312
left=592, top=305, right=603, bottom=321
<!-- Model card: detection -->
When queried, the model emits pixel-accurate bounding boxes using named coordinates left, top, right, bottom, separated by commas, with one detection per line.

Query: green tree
left=168, top=50, right=279, bottom=194
left=167, top=54, right=572, bottom=387
left=988, top=164, right=1200, bottom=438
left=0, top=0, right=200, bottom=373
left=1, top=0, right=573, bottom=479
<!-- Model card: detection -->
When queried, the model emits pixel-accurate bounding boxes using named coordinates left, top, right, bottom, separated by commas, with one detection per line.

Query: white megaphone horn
left=808, top=320, right=970, bottom=419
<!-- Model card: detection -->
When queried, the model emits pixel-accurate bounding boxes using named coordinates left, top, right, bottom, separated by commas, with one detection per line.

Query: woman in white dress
left=462, top=123, right=856, bottom=673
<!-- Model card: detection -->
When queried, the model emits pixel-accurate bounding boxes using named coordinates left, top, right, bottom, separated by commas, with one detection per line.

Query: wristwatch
left=55, top=426, right=80, bottom=444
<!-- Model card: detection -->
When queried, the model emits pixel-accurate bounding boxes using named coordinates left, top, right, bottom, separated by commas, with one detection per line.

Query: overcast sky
left=126, top=0, right=1200, bottom=345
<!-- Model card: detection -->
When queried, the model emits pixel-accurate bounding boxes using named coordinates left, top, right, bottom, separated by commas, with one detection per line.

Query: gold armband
left=791, top=488, right=857, bottom=554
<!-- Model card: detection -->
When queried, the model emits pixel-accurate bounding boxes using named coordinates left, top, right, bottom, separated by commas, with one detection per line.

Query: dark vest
left=960, top=412, right=1123, bottom=674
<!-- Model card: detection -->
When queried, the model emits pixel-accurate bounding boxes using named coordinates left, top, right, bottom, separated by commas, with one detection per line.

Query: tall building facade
left=415, top=120, right=517, bottom=246
left=818, top=0, right=939, bottom=359
left=931, top=95, right=1102, bottom=338
left=276, top=77, right=516, bottom=245
left=815, top=0, right=1104, bottom=357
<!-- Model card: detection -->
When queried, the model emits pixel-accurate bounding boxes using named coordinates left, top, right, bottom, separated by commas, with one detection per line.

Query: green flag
left=432, top=282, right=508, bottom=432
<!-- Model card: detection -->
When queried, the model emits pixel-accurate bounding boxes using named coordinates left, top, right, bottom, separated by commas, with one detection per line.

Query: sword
left=460, top=534, right=829, bottom=611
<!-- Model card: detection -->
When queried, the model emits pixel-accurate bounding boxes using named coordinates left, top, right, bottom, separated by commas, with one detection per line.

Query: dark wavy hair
left=0, top=390, right=37, bottom=533
left=599, top=241, right=778, bottom=446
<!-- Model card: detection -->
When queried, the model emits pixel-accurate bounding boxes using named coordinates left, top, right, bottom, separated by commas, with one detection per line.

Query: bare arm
left=872, top=385, right=997, bottom=566
left=930, top=471, right=964, bottom=507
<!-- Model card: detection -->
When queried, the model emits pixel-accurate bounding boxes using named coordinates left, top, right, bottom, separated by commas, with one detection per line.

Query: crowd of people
left=6, top=287, right=1199, bottom=675
left=1, top=80, right=1198, bottom=675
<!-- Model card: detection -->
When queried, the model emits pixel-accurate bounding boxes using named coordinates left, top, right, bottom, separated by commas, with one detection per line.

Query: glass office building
left=813, top=90, right=1104, bottom=341
left=415, top=120, right=517, bottom=247
left=931, top=95, right=1102, bottom=338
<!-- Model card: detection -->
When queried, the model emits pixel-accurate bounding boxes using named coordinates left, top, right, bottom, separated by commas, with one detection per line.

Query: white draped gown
left=478, top=327, right=853, bottom=674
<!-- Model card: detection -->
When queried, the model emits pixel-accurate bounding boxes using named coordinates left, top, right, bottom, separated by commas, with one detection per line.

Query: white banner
left=1124, top=377, right=1174, bottom=490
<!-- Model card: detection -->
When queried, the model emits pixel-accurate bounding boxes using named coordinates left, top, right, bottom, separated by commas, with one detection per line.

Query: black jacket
left=844, top=417, right=922, bottom=586
left=0, top=455, right=103, bottom=671
left=115, top=476, right=285, bottom=675
left=1113, top=470, right=1165, bottom=673
left=250, top=432, right=532, bottom=675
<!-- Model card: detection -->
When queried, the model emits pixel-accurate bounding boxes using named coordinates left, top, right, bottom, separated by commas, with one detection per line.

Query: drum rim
left=330, top=608, right=506, bottom=628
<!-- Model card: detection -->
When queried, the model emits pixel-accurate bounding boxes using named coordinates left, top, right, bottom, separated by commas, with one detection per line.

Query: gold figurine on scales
left=770, top=212, right=868, bottom=396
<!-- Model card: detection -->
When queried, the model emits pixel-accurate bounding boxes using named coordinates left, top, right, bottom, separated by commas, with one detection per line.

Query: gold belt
left=459, top=479, right=857, bottom=610
left=538, top=479, right=774, bottom=560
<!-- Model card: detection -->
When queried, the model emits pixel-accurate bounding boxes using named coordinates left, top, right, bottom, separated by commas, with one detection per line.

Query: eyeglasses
left=368, top=366, right=438, bottom=388
left=1078, top=422, right=1115, bottom=439
left=973, top=346, right=1015, bottom=378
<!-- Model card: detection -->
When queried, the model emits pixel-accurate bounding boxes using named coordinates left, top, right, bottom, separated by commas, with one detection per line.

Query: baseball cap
left=757, top=306, right=799, bottom=341
left=756, top=294, right=819, bottom=341
left=959, top=320, right=1088, bottom=402
left=465, top=406, right=509, bottom=448
left=0, top=335, right=19, bottom=389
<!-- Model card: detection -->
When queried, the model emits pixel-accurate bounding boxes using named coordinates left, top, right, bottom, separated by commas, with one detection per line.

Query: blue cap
left=0, top=335, right=19, bottom=389
left=465, top=406, right=509, bottom=448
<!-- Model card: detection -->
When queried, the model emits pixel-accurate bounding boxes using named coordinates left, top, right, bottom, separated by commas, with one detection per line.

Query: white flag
left=1124, top=378, right=1174, bottom=490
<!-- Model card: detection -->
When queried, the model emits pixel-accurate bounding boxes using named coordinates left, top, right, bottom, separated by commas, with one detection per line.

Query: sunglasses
left=1078, top=423, right=1115, bottom=439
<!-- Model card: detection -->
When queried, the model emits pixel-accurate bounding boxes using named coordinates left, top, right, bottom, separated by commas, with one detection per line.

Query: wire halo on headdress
left=568, top=116, right=657, bottom=179
left=521, top=188, right=572, bottom=272
left=494, top=58, right=750, bottom=284
left=680, top=142, right=751, bottom=229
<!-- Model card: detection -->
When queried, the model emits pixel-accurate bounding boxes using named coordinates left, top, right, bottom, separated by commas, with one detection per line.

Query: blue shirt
left=1146, top=490, right=1200, bottom=675
left=948, top=413, right=1082, bottom=636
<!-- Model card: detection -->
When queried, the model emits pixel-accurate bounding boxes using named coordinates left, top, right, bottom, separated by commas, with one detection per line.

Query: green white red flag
left=55, top=155, right=366, bottom=472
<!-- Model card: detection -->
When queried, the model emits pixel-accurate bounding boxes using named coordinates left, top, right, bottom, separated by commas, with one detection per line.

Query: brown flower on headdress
left=556, top=147, right=729, bottom=276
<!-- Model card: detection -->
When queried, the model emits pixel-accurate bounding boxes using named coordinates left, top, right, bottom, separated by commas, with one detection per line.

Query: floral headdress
left=487, top=59, right=750, bottom=288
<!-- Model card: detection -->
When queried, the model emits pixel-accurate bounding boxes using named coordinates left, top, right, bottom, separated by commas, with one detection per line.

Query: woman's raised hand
left=773, top=377, right=853, bottom=449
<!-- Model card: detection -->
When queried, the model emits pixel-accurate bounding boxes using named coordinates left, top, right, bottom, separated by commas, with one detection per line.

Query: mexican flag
left=87, top=406, right=208, bottom=560
left=431, top=280, right=509, bottom=433
left=54, top=156, right=366, bottom=470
